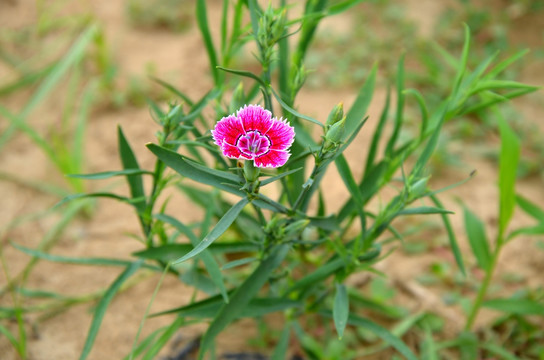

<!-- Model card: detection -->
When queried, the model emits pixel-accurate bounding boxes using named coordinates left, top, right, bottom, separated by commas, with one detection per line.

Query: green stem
left=465, top=241, right=502, bottom=331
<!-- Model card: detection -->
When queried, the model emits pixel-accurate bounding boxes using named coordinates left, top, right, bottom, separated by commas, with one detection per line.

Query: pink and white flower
left=211, top=105, right=295, bottom=168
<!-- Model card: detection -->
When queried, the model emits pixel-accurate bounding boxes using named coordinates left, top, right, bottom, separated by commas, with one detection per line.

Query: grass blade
left=483, top=298, right=544, bottom=315
left=463, top=206, right=491, bottom=271
left=146, top=144, right=243, bottom=196
left=173, top=197, right=250, bottom=264
left=345, top=63, right=377, bottom=136
left=79, top=260, right=143, bottom=360
left=270, top=86, right=324, bottom=127
left=430, top=195, right=466, bottom=275
left=196, top=0, right=220, bottom=84
left=271, top=323, right=291, bottom=360
left=198, top=244, right=290, bottom=359
left=322, top=311, right=418, bottom=360
left=516, top=194, right=544, bottom=222
left=156, top=214, right=229, bottom=303
left=333, top=283, right=349, bottom=339
left=67, top=169, right=153, bottom=180
left=118, top=126, right=146, bottom=213
left=498, top=119, right=520, bottom=238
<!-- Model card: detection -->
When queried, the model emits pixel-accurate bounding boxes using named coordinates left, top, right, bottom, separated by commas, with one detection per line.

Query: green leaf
left=345, top=63, right=377, bottom=136
left=12, top=242, right=160, bottom=270
left=270, top=86, right=324, bottom=128
left=118, top=126, right=146, bottom=212
left=260, top=167, right=303, bottom=186
left=483, top=298, right=544, bottom=315
left=333, top=283, right=349, bottom=339
left=196, top=0, right=219, bottom=84
left=365, top=86, right=390, bottom=175
left=323, top=311, right=418, bottom=360
left=124, top=326, right=166, bottom=360
left=327, top=0, right=368, bottom=15
left=54, top=192, right=138, bottom=209
left=150, top=76, right=193, bottom=105
left=404, top=88, right=428, bottom=138
left=430, top=195, right=466, bottom=275
left=498, top=119, right=520, bottom=237
left=481, top=342, right=521, bottom=360
left=217, top=66, right=267, bottom=89
left=0, top=25, right=98, bottom=150
left=173, top=197, right=250, bottom=264
left=198, top=244, right=290, bottom=359
left=458, top=331, right=478, bottom=360
left=146, top=144, right=243, bottom=195
left=67, top=169, right=153, bottom=180
left=221, top=257, right=257, bottom=270
left=385, top=56, right=404, bottom=156
left=336, top=154, right=366, bottom=234
left=79, top=261, right=143, bottom=360
left=156, top=214, right=228, bottom=303
left=133, top=242, right=258, bottom=261
left=271, top=323, right=291, bottom=360
left=508, top=224, right=544, bottom=240
left=141, top=317, right=185, bottom=360
left=516, top=194, right=544, bottom=222
left=396, top=207, right=454, bottom=216
left=463, top=206, right=491, bottom=271
left=153, top=295, right=299, bottom=320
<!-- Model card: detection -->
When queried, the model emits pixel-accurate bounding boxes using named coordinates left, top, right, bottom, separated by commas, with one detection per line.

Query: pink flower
left=211, top=104, right=295, bottom=168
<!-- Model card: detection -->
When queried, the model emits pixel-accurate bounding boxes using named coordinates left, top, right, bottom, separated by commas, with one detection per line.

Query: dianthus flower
left=211, top=104, right=295, bottom=168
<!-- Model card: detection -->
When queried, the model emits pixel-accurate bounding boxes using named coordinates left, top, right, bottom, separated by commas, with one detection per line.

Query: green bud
left=323, top=117, right=346, bottom=149
left=292, top=65, right=308, bottom=96
left=325, top=102, right=344, bottom=128
left=301, top=226, right=319, bottom=242
left=409, top=176, right=430, bottom=200
left=285, top=219, right=310, bottom=236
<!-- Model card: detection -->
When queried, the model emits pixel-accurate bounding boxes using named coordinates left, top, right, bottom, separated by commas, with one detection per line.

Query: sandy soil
left=1, top=0, right=543, bottom=359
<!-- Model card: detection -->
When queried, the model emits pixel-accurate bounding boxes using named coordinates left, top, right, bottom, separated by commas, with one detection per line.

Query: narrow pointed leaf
left=198, top=244, right=290, bottom=359
left=498, top=119, right=520, bottom=236
left=431, top=195, right=465, bottom=275
left=173, top=198, right=249, bottom=264
left=67, top=169, right=153, bottom=180
left=147, top=143, right=243, bottom=196
left=482, top=298, right=544, bottom=315
left=118, top=126, right=146, bottom=212
left=156, top=214, right=229, bottom=302
left=516, top=194, right=544, bottom=222
left=345, top=64, right=377, bottom=136
left=79, top=261, right=143, bottom=360
left=464, top=206, right=491, bottom=271
left=271, top=325, right=291, bottom=360
left=333, top=283, right=349, bottom=339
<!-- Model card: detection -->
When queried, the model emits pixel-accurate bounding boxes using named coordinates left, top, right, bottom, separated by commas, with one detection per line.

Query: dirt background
left=1, top=0, right=543, bottom=359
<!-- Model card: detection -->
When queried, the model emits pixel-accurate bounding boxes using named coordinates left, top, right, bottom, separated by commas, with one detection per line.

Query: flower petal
left=254, top=149, right=290, bottom=168
left=267, top=118, right=295, bottom=151
left=221, top=142, right=241, bottom=159
left=237, top=104, right=272, bottom=134
left=211, top=115, right=245, bottom=148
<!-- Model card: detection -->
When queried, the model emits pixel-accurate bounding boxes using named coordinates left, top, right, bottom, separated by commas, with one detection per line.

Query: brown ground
left=1, top=0, right=543, bottom=359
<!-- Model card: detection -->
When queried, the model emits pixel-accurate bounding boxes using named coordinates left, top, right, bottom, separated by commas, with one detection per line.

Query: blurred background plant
left=0, top=0, right=543, bottom=359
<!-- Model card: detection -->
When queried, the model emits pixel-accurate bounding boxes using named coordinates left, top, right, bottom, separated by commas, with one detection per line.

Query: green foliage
left=126, top=0, right=193, bottom=32
left=3, top=1, right=542, bottom=359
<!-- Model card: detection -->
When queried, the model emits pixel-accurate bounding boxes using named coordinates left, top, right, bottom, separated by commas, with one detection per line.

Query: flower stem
left=464, top=240, right=502, bottom=331
left=243, top=160, right=260, bottom=183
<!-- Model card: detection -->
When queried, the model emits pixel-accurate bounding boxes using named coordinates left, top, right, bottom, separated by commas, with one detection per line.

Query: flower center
left=237, top=130, right=270, bottom=158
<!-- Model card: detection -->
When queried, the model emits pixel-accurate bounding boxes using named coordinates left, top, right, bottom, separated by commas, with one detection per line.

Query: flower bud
left=409, top=176, right=430, bottom=200
left=325, top=102, right=344, bottom=128
left=323, top=117, right=346, bottom=149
